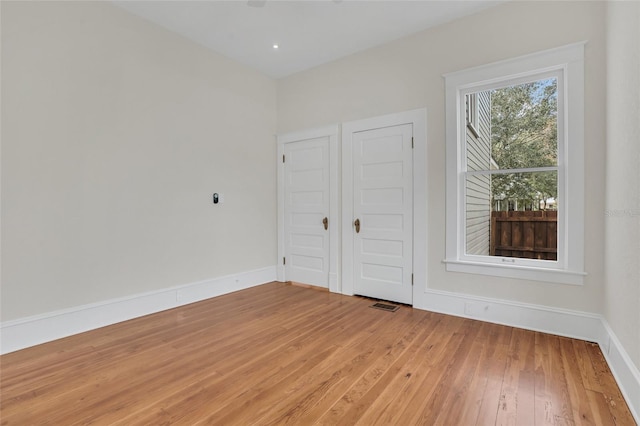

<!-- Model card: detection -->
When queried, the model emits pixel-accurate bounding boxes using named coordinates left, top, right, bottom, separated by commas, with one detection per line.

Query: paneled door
left=283, top=137, right=330, bottom=288
left=352, top=124, right=413, bottom=304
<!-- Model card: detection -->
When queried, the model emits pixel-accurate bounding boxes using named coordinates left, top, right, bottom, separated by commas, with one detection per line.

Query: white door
left=352, top=124, right=413, bottom=304
left=283, top=137, right=330, bottom=287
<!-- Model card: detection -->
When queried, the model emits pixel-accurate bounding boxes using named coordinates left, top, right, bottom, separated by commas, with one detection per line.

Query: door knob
left=354, top=218, right=360, bottom=233
left=322, top=217, right=328, bottom=230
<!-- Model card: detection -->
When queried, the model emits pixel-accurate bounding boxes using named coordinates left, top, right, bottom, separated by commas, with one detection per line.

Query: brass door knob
left=354, top=218, right=360, bottom=233
left=322, top=217, right=328, bottom=230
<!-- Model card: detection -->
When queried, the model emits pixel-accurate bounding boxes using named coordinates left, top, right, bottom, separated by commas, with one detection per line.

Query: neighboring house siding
left=465, top=91, right=492, bottom=256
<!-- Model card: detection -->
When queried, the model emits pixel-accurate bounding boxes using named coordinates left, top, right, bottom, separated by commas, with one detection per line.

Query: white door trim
left=277, top=125, right=340, bottom=293
left=341, top=109, right=427, bottom=303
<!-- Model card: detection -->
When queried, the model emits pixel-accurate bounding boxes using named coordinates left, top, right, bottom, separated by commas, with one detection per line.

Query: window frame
left=443, top=43, right=586, bottom=285
left=461, top=70, right=562, bottom=268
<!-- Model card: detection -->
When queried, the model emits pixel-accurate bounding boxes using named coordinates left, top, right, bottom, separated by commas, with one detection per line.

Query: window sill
left=442, top=259, right=586, bottom=286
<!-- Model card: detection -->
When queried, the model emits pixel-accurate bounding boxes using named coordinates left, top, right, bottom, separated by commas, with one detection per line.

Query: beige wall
left=278, top=1, right=607, bottom=312
left=1, top=1, right=277, bottom=320
left=605, top=1, right=640, bottom=371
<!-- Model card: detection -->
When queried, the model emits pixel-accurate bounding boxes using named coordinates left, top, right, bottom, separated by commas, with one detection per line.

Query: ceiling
left=113, top=0, right=505, bottom=79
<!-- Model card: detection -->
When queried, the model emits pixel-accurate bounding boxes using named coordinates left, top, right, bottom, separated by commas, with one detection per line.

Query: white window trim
left=443, top=43, right=586, bottom=285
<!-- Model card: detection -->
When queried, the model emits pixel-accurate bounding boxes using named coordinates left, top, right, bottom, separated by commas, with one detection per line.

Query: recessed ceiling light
left=273, top=44, right=279, bottom=49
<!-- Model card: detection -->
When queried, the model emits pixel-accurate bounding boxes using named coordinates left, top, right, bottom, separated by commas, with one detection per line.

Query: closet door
left=278, top=126, right=338, bottom=291
left=282, top=137, right=331, bottom=287
left=351, top=124, right=413, bottom=304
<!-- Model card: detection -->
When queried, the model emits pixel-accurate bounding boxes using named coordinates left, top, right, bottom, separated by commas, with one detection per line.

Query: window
left=444, top=43, right=586, bottom=285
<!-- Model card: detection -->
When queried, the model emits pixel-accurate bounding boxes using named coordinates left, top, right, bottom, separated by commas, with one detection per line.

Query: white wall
left=605, top=1, right=640, bottom=372
left=278, top=1, right=606, bottom=313
left=1, top=1, right=277, bottom=321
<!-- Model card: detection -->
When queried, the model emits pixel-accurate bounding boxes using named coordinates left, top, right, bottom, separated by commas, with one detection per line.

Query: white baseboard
left=415, top=289, right=606, bottom=342
left=0, top=266, right=277, bottom=355
left=415, top=288, right=640, bottom=424
left=600, top=320, right=640, bottom=424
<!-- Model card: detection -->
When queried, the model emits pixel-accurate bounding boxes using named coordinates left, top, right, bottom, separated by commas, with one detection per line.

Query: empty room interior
left=1, top=1, right=639, bottom=424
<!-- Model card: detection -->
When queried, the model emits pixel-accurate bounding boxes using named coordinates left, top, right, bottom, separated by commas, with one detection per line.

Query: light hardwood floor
left=0, top=282, right=635, bottom=425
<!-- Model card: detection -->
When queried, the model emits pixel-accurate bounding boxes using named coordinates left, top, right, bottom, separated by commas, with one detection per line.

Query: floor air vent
left=370, top=302, right=399, bottom=312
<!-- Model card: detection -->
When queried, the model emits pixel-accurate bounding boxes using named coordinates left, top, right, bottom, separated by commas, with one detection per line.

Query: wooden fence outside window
left=490, top=210, right=558, bottom=260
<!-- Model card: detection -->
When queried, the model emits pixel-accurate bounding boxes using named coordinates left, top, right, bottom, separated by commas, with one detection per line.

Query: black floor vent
left=370, top=302, right=400, bottom=312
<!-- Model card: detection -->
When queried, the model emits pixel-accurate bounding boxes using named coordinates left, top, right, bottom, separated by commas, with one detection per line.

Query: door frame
left=341, top=109, right=427, bottom=304
left=277, top=125, right=340, bottom=293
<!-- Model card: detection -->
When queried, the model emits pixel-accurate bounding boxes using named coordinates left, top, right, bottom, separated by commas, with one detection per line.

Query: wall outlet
left=464, top=302, right=490, bottom=317
left=464, top=302, right=474, bottom=315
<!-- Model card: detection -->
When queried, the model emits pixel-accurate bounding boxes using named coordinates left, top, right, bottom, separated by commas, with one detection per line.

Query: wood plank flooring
left=0, top=282, right=635, bottom=425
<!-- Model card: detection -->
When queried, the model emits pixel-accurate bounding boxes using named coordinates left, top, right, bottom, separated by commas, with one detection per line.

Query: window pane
left=466, top=171, right=558, bottom=260
left=465, top=78, right=558, bottom=172
left=492, top=78, right=558, bottom=169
